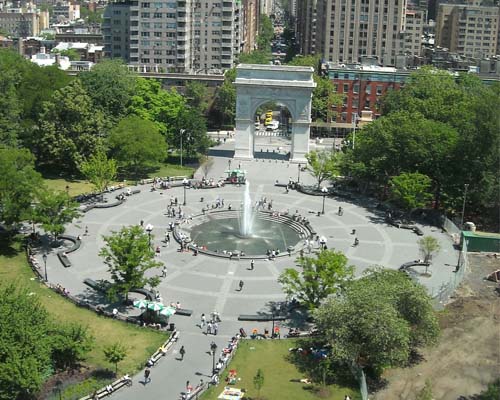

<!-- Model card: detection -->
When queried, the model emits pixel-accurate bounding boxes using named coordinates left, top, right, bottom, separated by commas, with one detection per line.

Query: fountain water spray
left=240, top=181, right=256, bottom=236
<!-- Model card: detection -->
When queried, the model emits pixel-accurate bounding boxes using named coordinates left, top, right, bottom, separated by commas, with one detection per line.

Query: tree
left=0, top=285, right=53, bottom=399
left=0, top=53, right=23, bottom=146
left=32, top=79, right=107, bottom=172
left=253, top=369, right=265, bottom=399
left=79, top=149, right=117, bottom=194
left=108, top=115, right=167, bottom=177
left=80, top=59, right=137, bottom=119
left=417, top=236, right=441, bottom=265
left=103, top=343, right=128, bottom=374
left=201, top=157, right=215, bottom=178
left=257, top=14, right=274, bottom=51
left=239, top=50, right=271, bottom=65
left=34, top=189, right=80, bottom=243
left=172, top=107, right=209, bottom=157
left=185, top=81, right=208, bottom=113
left=278, top=250, right=354, bottom=309
left=211, top=71, right=236, bottom=128
left=99, top=225, right=163, bottom=302
left=0, top=147, right=43, bottom=229
left=50, top=323, right=94, bottom=370
left=389, top=172, right=433, bottom=212
left=305, top=149, right=341, bottom=188
left=314, top=269, right=439, bottom=377
left=128, top=78, right=185, bottom=136
left=54, top=49, right=80, bottom=61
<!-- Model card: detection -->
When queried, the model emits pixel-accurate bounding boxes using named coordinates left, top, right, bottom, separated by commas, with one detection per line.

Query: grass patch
left=42, top=162, right=195, bottom=196
left=0, top=237, right=167, bottom=375
left=200, top=340, right=360, bottom=400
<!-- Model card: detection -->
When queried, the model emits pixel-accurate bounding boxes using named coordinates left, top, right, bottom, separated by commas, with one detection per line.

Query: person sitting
left=176, top=301, right=181, bottom=309
left=106, top=384, right=113, bottom=393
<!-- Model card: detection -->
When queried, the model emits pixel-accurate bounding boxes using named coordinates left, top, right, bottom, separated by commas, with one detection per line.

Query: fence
left=431, top=216, right=470, bottom=309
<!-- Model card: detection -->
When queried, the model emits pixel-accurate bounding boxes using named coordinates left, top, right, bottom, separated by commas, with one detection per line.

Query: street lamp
left=352, top=113, right=358, bottom=149
left=182, top=178, right=188, bottom=206
left=321, top=186, right=328, bottom=215
left=297, top=163, right=301, bottom=183
left=210, top=341, right=218, bottom=374
left=460, top=183, right=469, bottom=229
left=180, top=129, right=186, bottom=167
left=145, top=224, right=153, bottom=247
left=228, top=159, right=232, bottom=170
left=42, top=253, right=48, bottom=281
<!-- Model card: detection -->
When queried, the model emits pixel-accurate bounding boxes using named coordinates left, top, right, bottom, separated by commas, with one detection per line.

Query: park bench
left=83, top=278, right=112, bottom=293
left=274, top=182, right=289, bottom=188
left=58, top=235, right=81, bottom=253
left=57, top=252, right=71, bottom=268
left=175, top=308, right=193, bottom=317
left=94, top=199, right=124, bottom=208
left=79, top=375, right=132, bottom=399
left=130, top=287, right=154, bottom=301
left=238, top=314, right=287, bottom=321
left=412, top=226, right=424, bottom=236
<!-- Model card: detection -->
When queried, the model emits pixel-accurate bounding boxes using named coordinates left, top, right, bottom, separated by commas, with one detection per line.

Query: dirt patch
left=373, top=254, right=500, bottom=400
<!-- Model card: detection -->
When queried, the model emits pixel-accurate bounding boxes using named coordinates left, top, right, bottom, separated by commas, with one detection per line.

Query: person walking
left=250, top=259, right=254, bottom=270
left=144, top=367, right=151, bottom=384
left=201, top=313, right=206, bottom=328
left=207, top=321, right=213, bottom=335
left=238, top=280, right=244, bottom=291
left=179, top=345, right=186, bottom=360
left=84, top=226, right=89, bottom=236
left=161, top=266, right=167, bottom=278
left=213, top=322, right=219, bottom=335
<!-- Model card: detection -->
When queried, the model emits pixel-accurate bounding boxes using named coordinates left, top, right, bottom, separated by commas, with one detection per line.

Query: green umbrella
left=133, top=299, right=150, bottom=309
left=147, top=302, right=164, bottom=312
left=160, top=306, right=176, bottom=317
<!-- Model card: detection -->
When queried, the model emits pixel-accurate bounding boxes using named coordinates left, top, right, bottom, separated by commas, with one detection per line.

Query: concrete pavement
left=34, top=139, right=458, bottom=399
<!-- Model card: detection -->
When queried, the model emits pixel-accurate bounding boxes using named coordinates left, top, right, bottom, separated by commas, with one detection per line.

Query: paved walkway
left=36, top=140, right=458, bottom=400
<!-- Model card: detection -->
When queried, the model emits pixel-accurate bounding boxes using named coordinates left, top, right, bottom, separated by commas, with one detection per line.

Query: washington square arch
left=233, top=64, right=316, bottom=163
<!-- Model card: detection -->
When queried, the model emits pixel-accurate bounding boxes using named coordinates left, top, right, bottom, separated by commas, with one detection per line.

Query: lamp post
left=65, top=185, right=70, bottom=207
left=210, top=341, right=218, bottom=374
left=352, top=113, right=358, bottom=149
left=54, top=380, right=62, bottom=400
left=321, top=186, right=328, bottom=215
left=460, top=183, right=469, bottom=229
left=180, top=129, right=186, bottom=167
left=297, top=163, right=301, bottom=183
left=182, top=178, right=188, bottom=206
left=145, top=224, right=153, bottom=247
left=228, top=159, right=232, bottom=170
left=42, top=253, right=48, bottom=281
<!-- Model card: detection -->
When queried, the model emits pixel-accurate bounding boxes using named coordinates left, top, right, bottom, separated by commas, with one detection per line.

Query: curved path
left=38, top=143, right=458, bottom=400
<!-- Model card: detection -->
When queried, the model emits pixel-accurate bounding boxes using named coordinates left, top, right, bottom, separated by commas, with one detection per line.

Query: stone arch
left=233, top=64, right=316, bottom=163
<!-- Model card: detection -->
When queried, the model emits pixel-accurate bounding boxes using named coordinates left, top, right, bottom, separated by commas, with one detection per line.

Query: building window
left=353, top=83, right=359, bottom=93
left=376, top=85, right=383, bottom=95
left=343, top=83, right=349, bottom=92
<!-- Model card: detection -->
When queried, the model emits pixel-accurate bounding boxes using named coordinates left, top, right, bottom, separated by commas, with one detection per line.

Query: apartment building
left=51, top=2, right=80, bottom=24
left=297, top=0, right=317, bottom=55
left=403, top=7, right=425, bottom=56
left=0, top=4, right=49, bottom=36
left=313, top=0, right=408, bottom=66
left=103, top=0, right=246, bottom=73
left=436, top=0, right=499, bottom=58
left=241, top=0, right=258, bottom=53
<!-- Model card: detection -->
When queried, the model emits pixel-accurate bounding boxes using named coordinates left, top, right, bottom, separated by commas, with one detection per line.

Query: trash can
left=169, top=323, right=175, bottom=331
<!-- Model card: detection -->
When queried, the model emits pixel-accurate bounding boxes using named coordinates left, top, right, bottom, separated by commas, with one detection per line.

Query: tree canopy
left=305, top=149, right=342, bottom=188
left=0, top=147, right=43, bottom=228
left=389, top=172, right=433, bottom=211
left=314, top=269, right=439, bottom=377
left=108, top=115, right=167, bottom=177
left=79, top=149, right=117, bottom=193
left=99, top=225, right=162, bottom=301
left=32, top=80, right=107, bottom=173
left=345, top=67, right=500, bottom=221
left=278, top=249, right=354, bottom=309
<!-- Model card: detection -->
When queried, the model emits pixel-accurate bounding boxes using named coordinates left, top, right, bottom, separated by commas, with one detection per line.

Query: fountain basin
left=176, top=210, right=313, bottom=258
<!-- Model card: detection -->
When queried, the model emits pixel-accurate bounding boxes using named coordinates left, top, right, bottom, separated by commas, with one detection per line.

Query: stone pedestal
left=290, top=121, right=310, bottom=163
left=234, top=119, right=254, bottom=159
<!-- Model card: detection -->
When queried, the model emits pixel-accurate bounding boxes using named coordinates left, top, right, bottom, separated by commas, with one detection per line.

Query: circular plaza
left=37, top=146, right=458, bottom=399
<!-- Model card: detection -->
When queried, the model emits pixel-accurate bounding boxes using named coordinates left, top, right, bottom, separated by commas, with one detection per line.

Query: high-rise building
left=103, top=0, right=246, bottom=73
left=436, top=0, right=500, bottom=58
left=403, top=6, right=425, bottom=56
left=297, top=0, right=317, bottom=55
left=314, top=0, right=409, bottom=66
left=241, top=0, right=259, bottom=52
left=0, top=4, right=48, bottom=36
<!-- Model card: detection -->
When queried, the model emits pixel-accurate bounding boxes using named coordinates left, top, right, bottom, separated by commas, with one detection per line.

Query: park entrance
left=233, top=64, right=316, bottom=163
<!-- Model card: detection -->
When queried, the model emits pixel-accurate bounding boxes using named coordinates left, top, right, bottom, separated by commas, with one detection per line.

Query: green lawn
left=201, top=340, right=361, bottom=400
left=0, top=238, right=167, bottom=375
left=42, top=163, right=195, bottom=196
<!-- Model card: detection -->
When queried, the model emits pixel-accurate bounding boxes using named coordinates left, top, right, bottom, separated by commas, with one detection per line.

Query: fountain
left=180, top=179, right=309, bottom=256
left=240, top=181, right=256, bottom=237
